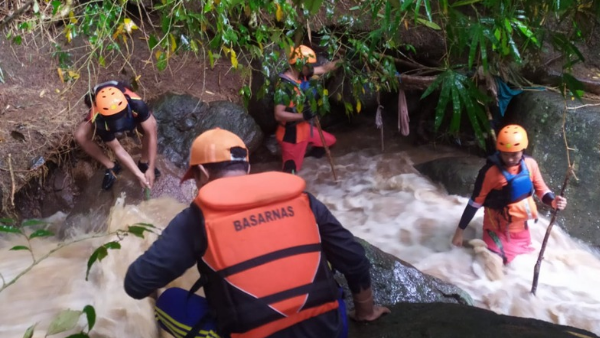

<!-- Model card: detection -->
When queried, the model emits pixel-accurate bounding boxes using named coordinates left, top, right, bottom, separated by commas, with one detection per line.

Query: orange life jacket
left=482, top=156, right=538, bottom=233
left=193, top=171, right=340, bottom=338
left=275, top=74, right=310, bottom=144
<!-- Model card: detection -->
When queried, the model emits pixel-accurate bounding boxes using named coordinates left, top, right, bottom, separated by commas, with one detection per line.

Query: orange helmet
left=93, top=86, right=128, bottom=116
left=180, top=128, right=249, bottom=183
left=288, top=45, right=317, bottom=65
left=496, top=124, right=528, bottom=152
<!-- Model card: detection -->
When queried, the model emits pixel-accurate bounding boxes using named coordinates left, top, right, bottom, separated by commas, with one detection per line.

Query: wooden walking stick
left=531, top=166, right=573, bottom=295
left=313, top=116, right=338, bottom=181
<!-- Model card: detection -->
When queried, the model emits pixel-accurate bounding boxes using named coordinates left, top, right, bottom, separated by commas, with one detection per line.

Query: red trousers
left=278, top=125, right=336, bottom=173
left=483, top=228, right=534, bottom=264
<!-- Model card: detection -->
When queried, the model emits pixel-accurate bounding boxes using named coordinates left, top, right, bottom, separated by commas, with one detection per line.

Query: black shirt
left=93, top=97, right=151, bottom=142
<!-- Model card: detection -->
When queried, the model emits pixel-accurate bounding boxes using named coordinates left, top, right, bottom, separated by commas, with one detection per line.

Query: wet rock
left=149, top=92, right=264, bottom=168
left=505, top=91, right=600, bottom=247
left=414, top=156, right=486, bottom=197
left=348, top=302, right=598, bottom=338
left=336, top=237, right=473, bottom=311
left=41, top=167, right=77, bottom=216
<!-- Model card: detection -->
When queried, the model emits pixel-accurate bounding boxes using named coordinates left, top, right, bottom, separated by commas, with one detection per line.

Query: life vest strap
left=259, top=281, right=323, bottom=305
left=230, top=300, right=339, bottom=338
left=217, top=243, right=321, bottom=278
left=486, top=229, right=508, bottom=264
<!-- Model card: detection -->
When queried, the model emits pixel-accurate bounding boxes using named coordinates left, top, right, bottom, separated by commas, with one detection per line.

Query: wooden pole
left=531, top=166, right=573, bottom=295
left=313, top=116, right=338, bottom=181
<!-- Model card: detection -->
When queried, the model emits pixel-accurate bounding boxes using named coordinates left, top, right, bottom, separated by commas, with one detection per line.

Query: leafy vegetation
left=2, top=0, right=599, bottom=148
left=0, top=217, right=158, bottom=337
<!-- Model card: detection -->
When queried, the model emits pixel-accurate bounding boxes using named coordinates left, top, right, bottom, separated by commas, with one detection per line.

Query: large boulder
left=414, top=156, right=486, bottom=197
left=348, top=302, right=599, bottom=338
left=336, top=237, right=473, bottom=311
left=505, top=91, right=600, bottom=247
left=149, top=93, right=264, bottom=168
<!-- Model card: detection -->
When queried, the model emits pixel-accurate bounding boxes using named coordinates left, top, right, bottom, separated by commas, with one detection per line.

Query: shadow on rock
left=348, top=302, right=599, bottom=338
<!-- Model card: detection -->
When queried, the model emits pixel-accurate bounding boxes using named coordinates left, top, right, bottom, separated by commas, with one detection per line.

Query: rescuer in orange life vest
left=124, top=128, right=389, bottom=338
left=74, top=80, right=160, bottom=190
left=274, top=45, right=342, bottom=174
left=451, top=124, right=568, bottom=265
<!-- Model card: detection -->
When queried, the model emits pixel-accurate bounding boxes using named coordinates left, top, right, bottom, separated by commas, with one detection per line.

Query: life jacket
left=193, top=171, right=340, bottom=338
left=483, top=153, right=537, bottom=233
left=88, top=82, right=141, bottom=132
left=275, top=74, right=311, bottom=144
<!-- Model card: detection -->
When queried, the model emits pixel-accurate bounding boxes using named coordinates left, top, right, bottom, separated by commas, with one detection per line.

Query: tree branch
left=0, top=0, right=34, bottom=29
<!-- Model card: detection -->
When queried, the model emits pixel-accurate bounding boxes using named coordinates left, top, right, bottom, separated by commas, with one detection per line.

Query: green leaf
left=416, top=18, right=440, bottom=30
left=161, top=16, right=170, bottom=34
left=51, top=0, right=61, bottom=15
left=451, top=0, right=481, bottom=7
left=0, top=218, right=15, bottom=225
left=468, top=28, right=480, bottom=69
left=132, top=222, right=156, bottom=228
left=127, top=226, right=150, bottom=238
left=401, top=0, right=414, bottom=11
left=0, top=225, right=21, bottom=234
left=513, top=19, right=539, bottom=47
left=23, top=322, right=37, bottom=338
left=12, top=36, right=22, bottom=45
left=82, top=305, right=96, bottom=331
left=420, top=71, right=446, bottom=100
left=506, top=34, right=522, bottom=63
left=449, top=81, right=462, bottom=133
left=304, top=0, right=324, bottom=15
left=423, top=0, right=432, bottom=22
left=432, top=72, right=452, bottom=131
left=148, top=35, right=158, bottom=50
left=208, top=50, right=215, bottom=68
left=65, top=334, right=90, bottom=338
left=156, top=52, right=167, bottom=72
left=85, top=241, right=120, bottom=280
left=190, top=39, right=198, bottom=53
left=46, top=309, right=83, bottom=336
left=21, top=219, right=47, bottom=227
left=10, top=245, right=30, bottom=251
left=480, top=37, right=488, bottom=72
left=562, top=73, right=585, bottom=100
left=28, top=229, right=54, bottom=240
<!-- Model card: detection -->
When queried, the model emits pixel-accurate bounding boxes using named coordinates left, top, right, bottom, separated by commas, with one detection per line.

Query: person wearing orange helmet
left=74, top=80, right=160, bottom=190
left=124, top=128, right=389, bottom=338
left=451, top=124, right=567, bottom=266
left=274, top=44, right=343, bottom=174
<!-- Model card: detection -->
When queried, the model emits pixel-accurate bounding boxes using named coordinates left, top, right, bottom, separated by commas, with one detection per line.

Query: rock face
left=336, top=237, right=473, bottom=312
left=414, top=156, right=486, bottom=197
left=338, top=237, right=598, bottom=338
left=348, top=302, right=599, bottom=338
left=505, top=91, right=600, bottom=247
left=149, top=93, right=264, bottom=168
